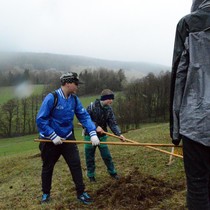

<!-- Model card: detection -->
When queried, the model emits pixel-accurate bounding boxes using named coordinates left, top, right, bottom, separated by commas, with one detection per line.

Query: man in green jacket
left=84, top=89, right=125, bottom=182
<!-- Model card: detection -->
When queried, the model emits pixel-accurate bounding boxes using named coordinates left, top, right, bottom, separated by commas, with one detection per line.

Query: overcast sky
left=0, top=0, right=192, bottom=66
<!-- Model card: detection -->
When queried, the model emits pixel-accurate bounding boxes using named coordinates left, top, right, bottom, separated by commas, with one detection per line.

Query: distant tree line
left=0, top=68, right=126, bottom=137
left=0, top=95, right=42, bottom=137
left=78, top=68, right=126, bottom=95
left=0, top=69, right=171, bottom=138
left=42, top=68, right=127, bottom=96
left=0, top=68, right=126, bottom=96
left=0, top=69, right=61, bottom=86
left=113, top=71, right=171, bottom=132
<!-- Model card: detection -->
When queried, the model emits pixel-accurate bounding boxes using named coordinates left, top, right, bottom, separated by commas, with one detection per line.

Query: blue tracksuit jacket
left=36, top=88, right=96, bottom=140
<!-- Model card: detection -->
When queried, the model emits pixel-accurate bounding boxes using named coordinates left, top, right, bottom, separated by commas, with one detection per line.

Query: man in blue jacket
left=36, top=72, right=100, bottom=204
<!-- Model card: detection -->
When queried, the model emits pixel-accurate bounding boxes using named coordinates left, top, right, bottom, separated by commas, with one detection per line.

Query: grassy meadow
left=0, top=86, right=186, bottom=209
left=0, top=85, right=44, bottom=105
left=0, top=84, right=99, bottom=107
left=0, top=123, right=187, bottom=210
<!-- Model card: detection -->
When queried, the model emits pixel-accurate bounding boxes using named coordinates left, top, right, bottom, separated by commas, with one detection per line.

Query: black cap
left=60, top=72, right=83, bottom=85
left=100, top=89, right=115, bottom=101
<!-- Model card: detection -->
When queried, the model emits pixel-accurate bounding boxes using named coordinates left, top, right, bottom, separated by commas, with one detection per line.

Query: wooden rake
left=76, top=123, right=182, bottom=158
left=34, top=135, right=182, bottom=159
left=78, top=123, right=183, bottom=159
left=34, top=139, right=179, bottom=147
left=102, top=131, right=183, bottom=159
left=167, top=146, right=183, bottom=165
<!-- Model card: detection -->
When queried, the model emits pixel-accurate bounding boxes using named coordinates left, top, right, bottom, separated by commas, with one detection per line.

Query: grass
left=0, top=85, right=44, bottom=105
left=0, top=123, right=187, bottom=210
left=0, top=85, right=116, bottom=108
left=0, top=134, right=38, bottom=157
left=0, top=86, right=16, bottom=104
left=79, top=94, right=99, bottom=108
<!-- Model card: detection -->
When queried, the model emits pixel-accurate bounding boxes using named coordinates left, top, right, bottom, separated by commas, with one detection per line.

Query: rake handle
left=76, top=123, right=182, bottom=158
left=145, top=146, right=182, bottom=158
left=103, top=131, right=182, bottom=158
left=34, top=139, right=183, bottom=158
left=34, top=139, right=173, bottom=146
left=102, top=131, right=136, bottom=143
left=77, top=123, right=179, bottom=147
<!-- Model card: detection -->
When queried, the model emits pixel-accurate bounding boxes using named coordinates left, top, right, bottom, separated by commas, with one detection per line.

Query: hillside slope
left=0, top=52, right=170, bottom=79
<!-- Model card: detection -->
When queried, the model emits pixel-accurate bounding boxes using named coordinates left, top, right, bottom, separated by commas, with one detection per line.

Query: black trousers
left=40, top=140, right=85, bottom=196
left=183, top=136, right=210, bottom=210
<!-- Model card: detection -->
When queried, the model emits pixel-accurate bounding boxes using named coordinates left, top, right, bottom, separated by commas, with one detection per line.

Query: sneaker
left=110, top=173, right=120, bottom=180
left=41, top=193, right=50, bottom=203
left=89, top=177, right=96, bottom=182
left=78, top=192, right=93, bottom=205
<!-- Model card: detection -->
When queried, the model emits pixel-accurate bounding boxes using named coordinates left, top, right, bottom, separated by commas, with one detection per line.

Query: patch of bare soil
left=93, top=168, right=185, bottom=209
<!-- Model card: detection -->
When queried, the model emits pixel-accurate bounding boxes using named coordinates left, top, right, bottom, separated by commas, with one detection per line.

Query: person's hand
left=119, top=135, right=126, bottom=142
left=172, top=139, right=181, bottom=146
left=52, top=136, right=63, bottom=145
left=90, top=135, right=100, bottom=146
left=96, top=126, right=104, bottom=134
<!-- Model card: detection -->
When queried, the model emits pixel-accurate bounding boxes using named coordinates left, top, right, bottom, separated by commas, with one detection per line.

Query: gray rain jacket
left=170, top=0, right=210, bottom=146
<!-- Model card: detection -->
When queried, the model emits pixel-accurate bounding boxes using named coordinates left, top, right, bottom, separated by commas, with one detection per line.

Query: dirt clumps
left=93, top=168, right=185, bottom=209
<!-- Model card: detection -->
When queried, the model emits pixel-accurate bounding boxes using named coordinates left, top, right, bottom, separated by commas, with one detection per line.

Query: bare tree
left=0, top=99, right=18, bottom=137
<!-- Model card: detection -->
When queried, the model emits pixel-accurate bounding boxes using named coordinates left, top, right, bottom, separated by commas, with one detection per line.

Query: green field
left=0, top=87, right=186, bottom=209
left=79, top=94, right=99, bottom=108
left=0, top=127, right=88, bottom=157
left=0, top=123, right=187, bottom=210
left=0, top=85, right=44, bottom=105
left=0, top=85, right=99, bottom=106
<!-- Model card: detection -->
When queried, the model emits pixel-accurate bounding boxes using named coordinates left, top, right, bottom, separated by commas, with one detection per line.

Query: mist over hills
left=0, top=52, right=170, bottom=79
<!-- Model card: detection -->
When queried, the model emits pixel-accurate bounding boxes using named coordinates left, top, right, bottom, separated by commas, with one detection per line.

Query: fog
left=0, top=0, right=192, bottom=66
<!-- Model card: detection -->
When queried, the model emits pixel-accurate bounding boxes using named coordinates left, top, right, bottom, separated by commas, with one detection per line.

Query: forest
left=0, top=68, right=171, bottom=137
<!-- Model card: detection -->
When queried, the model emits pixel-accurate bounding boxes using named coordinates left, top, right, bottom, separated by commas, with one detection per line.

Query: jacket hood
left=191, top=0, right=210, bottom=12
